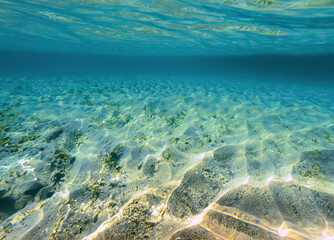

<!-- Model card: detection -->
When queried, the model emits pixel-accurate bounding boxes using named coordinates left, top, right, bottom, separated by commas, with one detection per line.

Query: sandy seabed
left=0, top=74, right=334, bottom=240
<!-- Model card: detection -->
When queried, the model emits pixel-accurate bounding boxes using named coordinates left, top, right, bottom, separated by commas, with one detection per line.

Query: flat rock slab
left=167, top=167, right=222, bottom=218
left=167, top=145, right=247, bottom=219
left=93, top=193, right=165, bottom=240
left=169, top=225, right=223, bottom=240
left=216, top=184, right=283, bottom=228
left=172, top=181, right=334, bottom=240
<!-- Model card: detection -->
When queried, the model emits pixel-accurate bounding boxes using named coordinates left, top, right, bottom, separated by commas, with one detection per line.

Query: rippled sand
left=0, top=74, right=334, bottom=239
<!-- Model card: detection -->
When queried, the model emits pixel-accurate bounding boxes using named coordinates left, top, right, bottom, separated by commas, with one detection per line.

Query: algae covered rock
left=292, top=149, right=334, bottom=188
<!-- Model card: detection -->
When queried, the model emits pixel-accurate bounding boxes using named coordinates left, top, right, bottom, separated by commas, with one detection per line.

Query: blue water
left=1, top=1, right=334, bottom=240
left=1, top=0, right=334, bottom=55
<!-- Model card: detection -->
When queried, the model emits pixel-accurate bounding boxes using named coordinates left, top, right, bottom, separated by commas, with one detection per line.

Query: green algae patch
left=0, top=134, right=11, bottom=147
left=159, top=150, right=180, bottom=167
left=49, top=149, right=76, bottom=184
left=0, top=106, right=21, bottom=154
left=302, top=164, right=323, bottom=177
left=219, top=123, right=231, bottom=134
left=165, top=111, right=185, bottom=128
left=84, top=95, right=94, bottom=106
left=103, top=144, right=125, bottom=171
left=203, top=133, right=212, bottom=143
left=132, top=132, right=148, bottom=142
left=18, top=132, right=41, bottom=144
left=0, top=133, right=20, bottom=154
left=292, top=150, right=334, bottom=189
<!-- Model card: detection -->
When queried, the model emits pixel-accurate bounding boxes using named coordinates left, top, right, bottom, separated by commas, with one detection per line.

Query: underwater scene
left=1, top=1, right=334, bottom=240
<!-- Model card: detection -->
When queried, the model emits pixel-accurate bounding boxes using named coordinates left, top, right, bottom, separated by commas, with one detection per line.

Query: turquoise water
left=1, top=1, right=334, bottom=240
left=1, top=0, right=334, bottom=55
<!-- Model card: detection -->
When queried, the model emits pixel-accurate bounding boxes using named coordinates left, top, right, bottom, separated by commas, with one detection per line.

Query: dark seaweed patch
left=18, top=132, right=41, bottom=144
left=103, top=144, right=124, bottom=171
left=49, top=149, right=76, bottom=184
